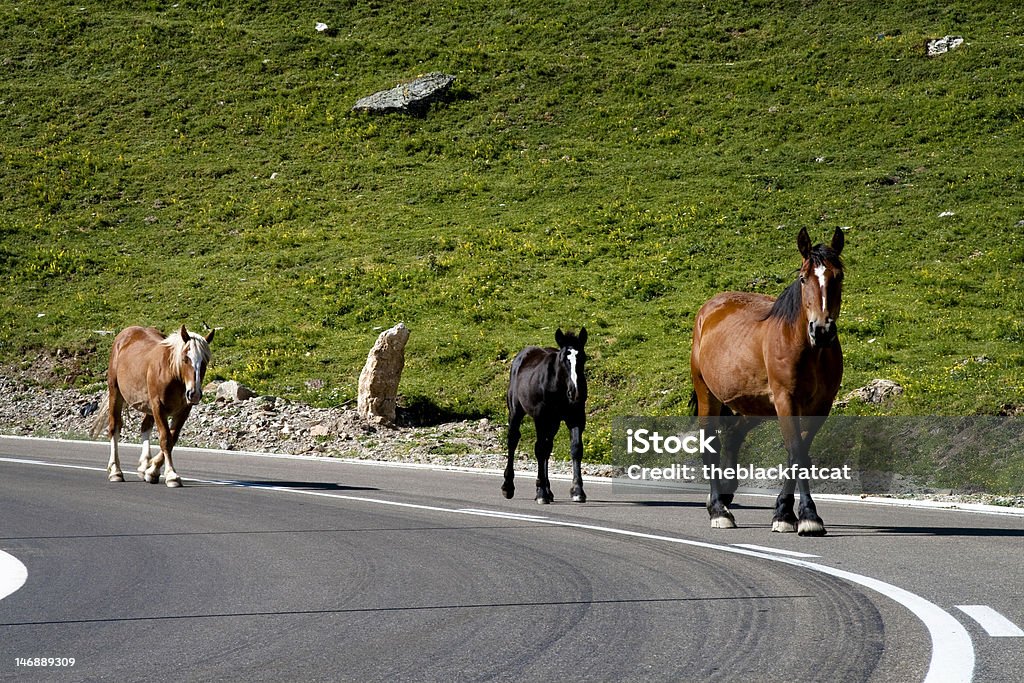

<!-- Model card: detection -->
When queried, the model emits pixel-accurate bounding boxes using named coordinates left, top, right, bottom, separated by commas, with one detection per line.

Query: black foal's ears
left=797, top=227, right=812, bottom=260
left=578, top=327, right=588, bottom=347
left=555, top=328, right=566, bottom=347
left=831, top=226, right=845, bottom=256
left=205, top=329, right=216, bottom=344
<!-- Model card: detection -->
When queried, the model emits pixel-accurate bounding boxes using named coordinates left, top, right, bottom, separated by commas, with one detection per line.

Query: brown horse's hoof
left=710, top=515, right=736, bottom=529
left=108, top=473, right=124, bottom=483
left=797, top=519, right=826, bottom=536
left=166, top=479, right=182, bottom=488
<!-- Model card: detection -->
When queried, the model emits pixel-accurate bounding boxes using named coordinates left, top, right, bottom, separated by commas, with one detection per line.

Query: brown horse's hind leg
left=106, top=387, right=125, bottom=482
left=692, top=377, right=737, bottom=529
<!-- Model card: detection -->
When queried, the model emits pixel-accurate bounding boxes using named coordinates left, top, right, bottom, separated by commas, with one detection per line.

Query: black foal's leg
left=534, top=422, right=556, bottom=504
left=503, top=407, right=524, bottom=499
left=568, top=422, right=586, bottom=503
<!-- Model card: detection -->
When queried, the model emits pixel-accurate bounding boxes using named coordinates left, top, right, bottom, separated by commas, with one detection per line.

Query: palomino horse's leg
left=567, top=422, right=586, bottom=503
left=146, top=408, right=178, bottom=486
left=773, top=414, right=826, bottom=536
left=106, top=389, right=125, bottom=482
left=160, top=408, right=191, bottom=488
left=534, top=420, right=556, bottom=504
left=136, top=414, right=155, bottom=481
left=503, top=404, right=524, bottom=499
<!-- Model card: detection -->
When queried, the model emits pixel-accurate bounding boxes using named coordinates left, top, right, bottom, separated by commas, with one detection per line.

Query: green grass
left=2, top=2, right=1023, bottom=475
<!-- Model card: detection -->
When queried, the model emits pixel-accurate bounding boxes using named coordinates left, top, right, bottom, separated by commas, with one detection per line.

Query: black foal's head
left=555, top=327, right=588, bottom=404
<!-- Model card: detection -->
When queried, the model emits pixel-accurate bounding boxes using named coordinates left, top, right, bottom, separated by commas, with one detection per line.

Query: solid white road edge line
left=3, top=434, right=1023, bottom=517
left=731, top=543, right=820, bottom=558
left=1, top=454, right=975, bottom=682
left=955, top=605, right=1024, bottom=637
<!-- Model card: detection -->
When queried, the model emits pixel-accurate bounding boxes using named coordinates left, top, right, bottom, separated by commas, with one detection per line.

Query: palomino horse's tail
left=89, top=395, right=111, bottom=438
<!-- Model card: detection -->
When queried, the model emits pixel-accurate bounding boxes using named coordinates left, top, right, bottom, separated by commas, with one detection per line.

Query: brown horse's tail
left=89, top=394, right=111, bottom=438
left=689, top=390, right=699, bottom=416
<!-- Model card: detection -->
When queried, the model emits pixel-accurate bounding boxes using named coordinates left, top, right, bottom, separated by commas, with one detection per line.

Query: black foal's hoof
left=501, top=484, right=515, bottom=499
left=571, top=492, right=587, bottom=503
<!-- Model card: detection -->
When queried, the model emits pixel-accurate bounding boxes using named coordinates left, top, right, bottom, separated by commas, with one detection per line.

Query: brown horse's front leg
left=773, top=414, right=826, bottom=536
left=106, top=388, right=126, bottom=482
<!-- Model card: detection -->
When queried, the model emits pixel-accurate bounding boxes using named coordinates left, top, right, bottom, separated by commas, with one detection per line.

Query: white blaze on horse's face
left=185, top=340, right=207, bottom=405
left=814, top=264, right=828, bottom=313
left=567, top=348, right=579, bottom=393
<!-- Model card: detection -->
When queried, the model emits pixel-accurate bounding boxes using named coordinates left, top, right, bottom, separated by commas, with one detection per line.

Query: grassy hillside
left=2, top=1, right=1023, bottom=462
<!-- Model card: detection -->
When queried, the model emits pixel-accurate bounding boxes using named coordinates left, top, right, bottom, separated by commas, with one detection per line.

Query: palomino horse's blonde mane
left=159, top=329, right=211, bottom=375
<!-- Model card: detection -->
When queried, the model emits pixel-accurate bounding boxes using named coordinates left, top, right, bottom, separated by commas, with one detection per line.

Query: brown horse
left=690, top=227, right=844, bottom=535
left=93, top=325, right=214, bottom=487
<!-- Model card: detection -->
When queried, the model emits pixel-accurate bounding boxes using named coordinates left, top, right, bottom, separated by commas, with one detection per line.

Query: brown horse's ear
left=179, top=324, right=191, bottom=342
left=205, top=328, right=215, bottom=344
left=797, top=227, right=812, bottom=260
left=579, top=327, right=588, bottom=347
left=831, top=226, right=845, bottom=256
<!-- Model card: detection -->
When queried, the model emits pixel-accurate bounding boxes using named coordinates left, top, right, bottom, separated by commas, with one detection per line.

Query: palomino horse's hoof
left=797, top=519, right=826, bottom=536
left=710, top=515, right=737, bottom=529
left=108, top=473, right=124, bottom=483
left=144, top=473, right=160, bottom=484
left=165, top=478, right=182, bottom=488
left=772, top=520, right=797, bottom=533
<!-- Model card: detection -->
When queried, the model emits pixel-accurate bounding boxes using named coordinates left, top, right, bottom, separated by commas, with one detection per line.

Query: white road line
left=0, top=550, right=28, bottom=601
left=1, top=454, right=976, bottom=682
left=732, top=543, right=820, bottom=558
left=956, top=605, right=1024, bottom=637
left=459, top=508, right=550, bottom=521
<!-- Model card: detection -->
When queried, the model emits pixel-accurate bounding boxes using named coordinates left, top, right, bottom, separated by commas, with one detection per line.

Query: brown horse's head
left=163, top=325, right=215, bottom=405
left=797, top=227, right=845, bottom=348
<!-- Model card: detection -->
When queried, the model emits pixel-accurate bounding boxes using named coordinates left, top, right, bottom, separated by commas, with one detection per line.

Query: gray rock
left=845, top=379, right=904, bottom=405
left=926, top=35, right=963, bottom=57
left=357, top=323, right=410, bottom=425
left=352, top=73, right=455, bottom=115
left=216, top=380, right=256, bottom=402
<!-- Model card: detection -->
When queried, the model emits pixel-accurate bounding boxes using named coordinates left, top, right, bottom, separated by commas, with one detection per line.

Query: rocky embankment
left=0, top=357, right=617, bottom=477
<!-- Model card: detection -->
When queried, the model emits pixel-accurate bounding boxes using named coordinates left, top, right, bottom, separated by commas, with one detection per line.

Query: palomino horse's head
left=555, top=327, right=588, bottom=404
left=797, top=227, right=845, bottom=348
left=163, top=325, right=215, bottom=405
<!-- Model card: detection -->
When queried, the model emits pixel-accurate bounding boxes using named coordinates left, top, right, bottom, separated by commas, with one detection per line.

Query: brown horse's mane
left=763, top=244, right=844, bottom=324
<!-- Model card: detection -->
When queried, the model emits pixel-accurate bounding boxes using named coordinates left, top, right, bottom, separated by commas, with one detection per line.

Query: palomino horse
left=94, top=325, right=214, bottom=487
left=504, top=328, right=588, bottom=504
left=690, top=227, right=844, bottom=535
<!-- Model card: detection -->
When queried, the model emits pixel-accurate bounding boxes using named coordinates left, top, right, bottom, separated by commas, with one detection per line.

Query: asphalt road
left=1, top=436, right=1021, bottom=682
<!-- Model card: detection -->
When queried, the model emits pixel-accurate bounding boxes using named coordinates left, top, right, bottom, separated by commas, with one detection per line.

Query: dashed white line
left=956, top=605, right=1024, bottom=637
left=0, top=550, right=28, bottom=601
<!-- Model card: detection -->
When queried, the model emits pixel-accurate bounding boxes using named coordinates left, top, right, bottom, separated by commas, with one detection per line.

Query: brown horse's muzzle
left=809, top=319, right=838, bottom=347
